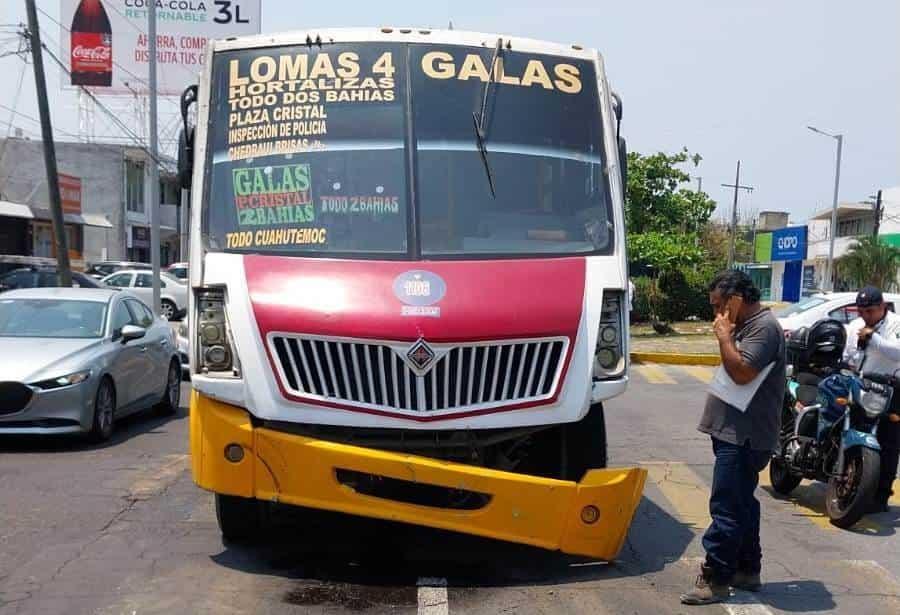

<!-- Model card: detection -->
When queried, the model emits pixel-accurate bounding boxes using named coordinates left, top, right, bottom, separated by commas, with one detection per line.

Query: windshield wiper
left=472, top=38, right=503, bottom=198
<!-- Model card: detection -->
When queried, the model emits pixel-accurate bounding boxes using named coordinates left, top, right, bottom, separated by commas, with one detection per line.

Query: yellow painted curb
left=630, top=351, right=720, bottom=366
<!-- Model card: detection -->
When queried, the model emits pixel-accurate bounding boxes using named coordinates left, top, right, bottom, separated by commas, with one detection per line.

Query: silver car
left=0, top=288, right=181, bottom=441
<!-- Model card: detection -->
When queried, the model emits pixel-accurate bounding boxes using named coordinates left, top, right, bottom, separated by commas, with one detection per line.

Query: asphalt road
left=1, top=367, right=899, bottom=615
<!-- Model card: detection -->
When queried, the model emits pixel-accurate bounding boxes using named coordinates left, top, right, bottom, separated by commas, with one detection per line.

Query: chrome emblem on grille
left=407, top=338, right=436, bottom=371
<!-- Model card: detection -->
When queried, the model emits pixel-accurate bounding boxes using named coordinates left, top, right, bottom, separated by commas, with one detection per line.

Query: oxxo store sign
left=771, top=226, right=807, bottom=261
left=756, top=226, right=808, bottom=302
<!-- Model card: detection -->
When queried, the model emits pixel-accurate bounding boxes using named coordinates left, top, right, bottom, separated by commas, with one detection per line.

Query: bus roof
left=210, top=27, right=601, bottom=63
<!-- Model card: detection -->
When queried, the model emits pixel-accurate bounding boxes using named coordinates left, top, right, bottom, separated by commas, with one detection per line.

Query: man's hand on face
left=714, top=310, right=736, bottom=343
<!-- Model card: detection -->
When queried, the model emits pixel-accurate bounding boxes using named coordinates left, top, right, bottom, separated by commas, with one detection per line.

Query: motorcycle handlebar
left=863, top=372, right=900, bottom=389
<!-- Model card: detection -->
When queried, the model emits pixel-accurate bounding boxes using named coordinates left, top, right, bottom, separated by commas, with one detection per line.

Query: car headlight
left=593, top=290, right=626, bottom=379
left=31, top=369, right=92, bottom=390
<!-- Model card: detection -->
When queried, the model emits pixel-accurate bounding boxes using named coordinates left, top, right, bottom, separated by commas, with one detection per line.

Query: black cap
left=856, top=286, right=884, bottom=307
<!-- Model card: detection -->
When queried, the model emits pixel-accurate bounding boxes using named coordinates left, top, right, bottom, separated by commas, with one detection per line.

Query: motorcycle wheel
left=769, top=456, right=801, bottom=495
left=825, top=447, right=880, bottom=529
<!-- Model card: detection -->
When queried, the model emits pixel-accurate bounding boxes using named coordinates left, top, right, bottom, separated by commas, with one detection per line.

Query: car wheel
left=155, top=359, right=180, bottom=416
left=160, top=299, right=177, bottom=321
left=89, top=378, right=116, bottom=443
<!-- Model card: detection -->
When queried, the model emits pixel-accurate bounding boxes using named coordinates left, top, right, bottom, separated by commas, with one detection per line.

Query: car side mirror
left=617, top=136, right=628, bottom=192
left=120, top=324, right=146, bottom=343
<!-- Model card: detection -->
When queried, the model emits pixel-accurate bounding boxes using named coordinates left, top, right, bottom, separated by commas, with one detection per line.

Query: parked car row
left=0, top=267, right=104, bottom=291
left=0, top=288, right=181, bottom=441
left=0, top=265, right=189, bottom=321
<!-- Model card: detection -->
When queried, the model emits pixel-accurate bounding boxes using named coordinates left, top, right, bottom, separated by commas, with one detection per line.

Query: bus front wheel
left=215, top=493, right=262, bottom=543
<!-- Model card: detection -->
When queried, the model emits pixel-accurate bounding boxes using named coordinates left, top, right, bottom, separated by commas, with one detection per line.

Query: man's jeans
left=702, top=437, right=771, bottom=583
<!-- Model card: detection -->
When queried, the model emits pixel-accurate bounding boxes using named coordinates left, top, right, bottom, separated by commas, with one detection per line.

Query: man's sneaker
left=680, top=566, right=731, bottom=605
left=731, top=570, right=762, bottom=592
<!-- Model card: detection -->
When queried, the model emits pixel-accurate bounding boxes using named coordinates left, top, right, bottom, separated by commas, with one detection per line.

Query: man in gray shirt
left=681, top=270, right=785, bottom=605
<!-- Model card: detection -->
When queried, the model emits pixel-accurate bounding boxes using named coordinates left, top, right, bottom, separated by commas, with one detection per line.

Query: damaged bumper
left=190, top=391, right=646, bottom=560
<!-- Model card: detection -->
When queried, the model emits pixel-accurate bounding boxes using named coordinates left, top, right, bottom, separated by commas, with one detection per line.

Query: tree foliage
left=838, top=236, right=900, bottom=291
left=625, top=148, right=717, bottom=235
left=627, top=232, right=702, bottom=274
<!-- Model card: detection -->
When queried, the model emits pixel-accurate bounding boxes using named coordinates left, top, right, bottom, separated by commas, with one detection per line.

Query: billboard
left=59, top=0, right=261, bottom=95
left=771, top=226, right=808, bottom=261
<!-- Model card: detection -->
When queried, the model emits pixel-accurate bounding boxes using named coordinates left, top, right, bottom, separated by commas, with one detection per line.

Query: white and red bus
left=180, top=27, right=645, bottom=560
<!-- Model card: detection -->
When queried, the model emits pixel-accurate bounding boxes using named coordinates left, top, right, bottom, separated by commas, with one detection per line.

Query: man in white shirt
left=843, top=286, right=900, bottom=513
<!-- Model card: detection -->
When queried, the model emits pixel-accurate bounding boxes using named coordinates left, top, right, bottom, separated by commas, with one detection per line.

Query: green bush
left=631, top=270, right=713, bottom=323
left=659, top=269, right=714, bottom=322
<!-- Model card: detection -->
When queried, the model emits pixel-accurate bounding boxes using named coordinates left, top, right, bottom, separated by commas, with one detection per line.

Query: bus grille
left=268, top=335, right=568, bottom=413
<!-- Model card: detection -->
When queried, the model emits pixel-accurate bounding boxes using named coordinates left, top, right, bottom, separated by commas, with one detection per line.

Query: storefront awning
left=0, top=200, right=35, bottom=220
left=65, top=213, right=114, bottom=228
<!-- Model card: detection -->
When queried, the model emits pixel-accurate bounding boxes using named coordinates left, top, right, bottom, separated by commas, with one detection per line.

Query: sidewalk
left=630, top=322, right=719, bottom=363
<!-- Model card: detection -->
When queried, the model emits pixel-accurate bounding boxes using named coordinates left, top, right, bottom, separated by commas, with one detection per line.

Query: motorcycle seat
left=797, top=373, right=822, bottom=386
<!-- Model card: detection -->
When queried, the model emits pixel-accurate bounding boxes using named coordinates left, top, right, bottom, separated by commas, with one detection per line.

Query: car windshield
left=776, top=296, right=828, bottom=317
left=0, top=298, right=107, bottom=338
left=203, top=42, right=611, bottom=258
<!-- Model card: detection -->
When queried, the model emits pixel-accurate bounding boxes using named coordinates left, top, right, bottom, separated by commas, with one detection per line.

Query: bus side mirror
left=178, top=84, right=198, bottom=190
left=618, top=136, right=628, bottom=192
left=178, top=128, right=194, bottom=190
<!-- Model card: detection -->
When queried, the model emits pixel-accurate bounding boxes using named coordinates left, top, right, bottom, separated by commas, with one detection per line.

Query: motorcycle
left=769, top=319, right=897, bottom=528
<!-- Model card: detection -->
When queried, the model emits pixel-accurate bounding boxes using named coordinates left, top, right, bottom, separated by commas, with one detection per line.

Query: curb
left=630, top=351, right=720, bottom=366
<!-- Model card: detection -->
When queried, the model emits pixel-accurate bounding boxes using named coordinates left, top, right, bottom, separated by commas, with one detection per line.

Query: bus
left=180, top=27, right=645, bottom=560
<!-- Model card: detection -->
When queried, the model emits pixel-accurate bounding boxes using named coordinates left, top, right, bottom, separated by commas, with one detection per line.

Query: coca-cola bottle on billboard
left=70, top=0, right=112, bottom=87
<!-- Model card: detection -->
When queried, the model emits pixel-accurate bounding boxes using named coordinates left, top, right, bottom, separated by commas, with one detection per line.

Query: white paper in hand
left=708, top=362, right=775, bottom=413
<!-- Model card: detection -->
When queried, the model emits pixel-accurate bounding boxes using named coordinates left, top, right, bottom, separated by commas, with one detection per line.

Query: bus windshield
left=203, top=41, right=612, bottom=258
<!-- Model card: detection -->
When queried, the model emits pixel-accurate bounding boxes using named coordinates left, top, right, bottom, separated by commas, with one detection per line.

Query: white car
left=776, top=292, right=900, bottom=337
left=176, top=320, right=190, bottom=379
left=101, top=269, right=188, bottom=321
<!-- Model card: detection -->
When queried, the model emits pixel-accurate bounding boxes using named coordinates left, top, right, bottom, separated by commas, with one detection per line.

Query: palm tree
left=838, top=236, right=900, bottom=291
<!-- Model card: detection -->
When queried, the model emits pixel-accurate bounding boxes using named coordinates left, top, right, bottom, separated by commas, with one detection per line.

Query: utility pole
left=25, top=0, right=71, bottom=286
left=148, top=1, right=161, bottom=314
left=696, top=176, right=703, bottom=193
left=872, top=189, right=883, bottom=237
left=807, top=126, right=842, bottom=291
left=721, top=160, right=754, bottom=269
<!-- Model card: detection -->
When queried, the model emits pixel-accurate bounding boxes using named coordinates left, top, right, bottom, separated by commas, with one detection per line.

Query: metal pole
left=873, top=189, right=883, bottom=238
left=148, top=1, right=161, bottom=314
left=826, top=135, right=842, bottom=291
left=179, top=188, right=188, bottom=260
left=727, top=160, right=741, bottom=269
left=25, top=0, right=71, bottom=286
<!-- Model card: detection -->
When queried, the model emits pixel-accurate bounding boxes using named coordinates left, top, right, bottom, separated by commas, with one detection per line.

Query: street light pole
left=148, top=0, right=161, bottom=314
left=807, top=126, right=843, bottom=291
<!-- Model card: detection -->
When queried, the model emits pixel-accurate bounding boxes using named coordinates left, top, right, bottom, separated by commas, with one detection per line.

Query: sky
left=1, top=0, right=897, bottom=223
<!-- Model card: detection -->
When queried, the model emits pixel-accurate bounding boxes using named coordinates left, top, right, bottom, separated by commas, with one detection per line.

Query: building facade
left=0, top=137, right=182, bottom=270
left=749, top=187, right=900, bottom=301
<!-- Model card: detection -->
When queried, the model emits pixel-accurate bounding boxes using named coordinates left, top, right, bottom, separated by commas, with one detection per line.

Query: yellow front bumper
left=190, top=391, right=646, bottom=560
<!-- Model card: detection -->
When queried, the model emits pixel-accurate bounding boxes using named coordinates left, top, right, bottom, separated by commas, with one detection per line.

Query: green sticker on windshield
left=232, top=163, right=315, bottom=227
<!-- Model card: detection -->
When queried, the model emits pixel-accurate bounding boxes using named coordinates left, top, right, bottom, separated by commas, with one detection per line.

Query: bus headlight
left=196, top=288, right=239, bottom=376
left=593, top=290, right=626, bottom=379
